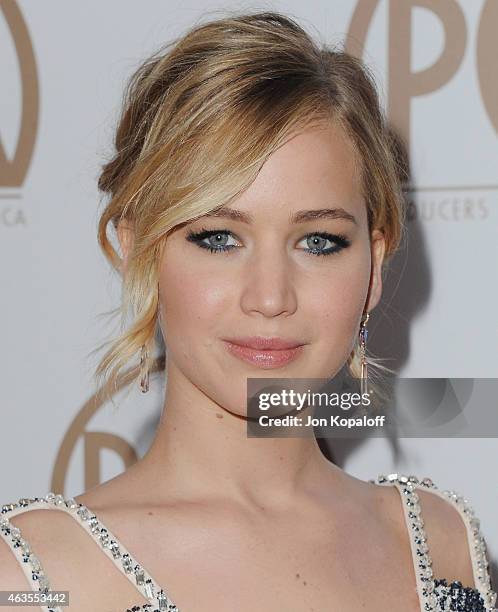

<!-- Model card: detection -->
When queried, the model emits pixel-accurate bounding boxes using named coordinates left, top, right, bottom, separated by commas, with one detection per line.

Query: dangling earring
left=139, top=344, right=149, bottom=393
left=359, top=312, right=370, bottom=396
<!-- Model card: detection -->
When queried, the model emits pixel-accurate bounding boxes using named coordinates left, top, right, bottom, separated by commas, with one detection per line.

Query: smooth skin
left=0, top=124, right=475, bottom=611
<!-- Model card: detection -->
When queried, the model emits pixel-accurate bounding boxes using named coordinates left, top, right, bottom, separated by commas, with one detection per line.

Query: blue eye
left=186, top=228, right=351, bottom=256
left=299, top=232, right=351, bottom=256
left=186, top=228, right=239, bottom=253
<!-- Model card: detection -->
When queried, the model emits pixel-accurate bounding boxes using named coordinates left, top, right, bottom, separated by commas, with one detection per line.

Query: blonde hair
left=94, top=10, right=406, bottom=402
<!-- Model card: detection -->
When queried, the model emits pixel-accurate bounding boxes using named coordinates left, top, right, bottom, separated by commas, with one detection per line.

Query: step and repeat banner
left=1, top=0, right=497, bottom=575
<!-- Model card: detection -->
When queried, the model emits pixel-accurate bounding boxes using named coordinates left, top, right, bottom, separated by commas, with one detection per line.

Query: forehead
left=226, top=123, right=364, bottom=223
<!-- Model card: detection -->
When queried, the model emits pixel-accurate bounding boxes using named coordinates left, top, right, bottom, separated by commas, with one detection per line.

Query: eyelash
left=185, top=227, right=351, bottom=257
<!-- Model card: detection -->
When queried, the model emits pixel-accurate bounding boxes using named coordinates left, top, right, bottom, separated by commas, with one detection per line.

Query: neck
left=136, top=361, right=339, bottom=510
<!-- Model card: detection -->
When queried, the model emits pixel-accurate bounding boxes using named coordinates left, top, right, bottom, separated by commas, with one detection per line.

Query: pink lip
left=222, top=336, right=306, bottom=369
left=224, top=336, right=305, bottom=350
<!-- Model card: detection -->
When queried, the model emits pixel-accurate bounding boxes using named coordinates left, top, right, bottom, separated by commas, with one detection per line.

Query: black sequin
left=433, top=577, right=487, bottom=611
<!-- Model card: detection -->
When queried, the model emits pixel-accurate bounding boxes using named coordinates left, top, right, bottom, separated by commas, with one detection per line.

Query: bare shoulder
left=0, top=502, right=81, bottom=610
left=367, top=472, right=495, bottom=603
left=0, top=495, right=152, bottom=611
left=2, top=505, right=93, bottom=593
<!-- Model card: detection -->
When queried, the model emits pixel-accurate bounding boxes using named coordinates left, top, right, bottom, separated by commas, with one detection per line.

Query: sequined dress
left=1, top=473, right=496, bottom=612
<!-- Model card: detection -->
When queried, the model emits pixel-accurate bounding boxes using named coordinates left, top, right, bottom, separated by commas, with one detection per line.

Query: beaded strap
left=0, top=500, right=61, bottom=612
left=1, top=493, right=179, bottom=612
left=435, top=487, right=497, bottom=611
left=4, top=484, right=495, bottom=612
left=371, top=473, right=497, bottom=612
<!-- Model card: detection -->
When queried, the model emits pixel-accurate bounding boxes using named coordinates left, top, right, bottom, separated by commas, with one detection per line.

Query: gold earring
left=139, top=344, right=149, bottom=393
left=359, top=312, right=369, bottom=396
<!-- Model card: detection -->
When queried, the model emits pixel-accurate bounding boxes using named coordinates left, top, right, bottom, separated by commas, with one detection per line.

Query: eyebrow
left=203, top=207, right=357, bottom=225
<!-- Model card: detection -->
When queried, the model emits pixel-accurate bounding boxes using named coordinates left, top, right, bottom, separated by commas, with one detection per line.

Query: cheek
left=307, top=247, right=371, bottom=352
left=158, top=255, right=233, bottom=345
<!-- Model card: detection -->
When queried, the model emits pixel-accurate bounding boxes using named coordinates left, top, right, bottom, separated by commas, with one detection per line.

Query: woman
left=1, top=10, right=496, bottom=612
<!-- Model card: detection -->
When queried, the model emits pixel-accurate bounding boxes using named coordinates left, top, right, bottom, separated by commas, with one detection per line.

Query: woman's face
left=134, top=124, right=384, bottom=415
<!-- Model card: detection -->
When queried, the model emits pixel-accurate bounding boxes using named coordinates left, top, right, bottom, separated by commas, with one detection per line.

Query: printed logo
left=51, top=359, right=164, bottom=493
left=346, top=0, right=497, bottom=220
left=0, top=0, right=39, bottom=226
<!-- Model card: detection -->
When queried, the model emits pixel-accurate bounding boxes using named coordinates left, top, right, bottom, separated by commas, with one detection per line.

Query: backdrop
left=1, top=0, right=496, bottom=583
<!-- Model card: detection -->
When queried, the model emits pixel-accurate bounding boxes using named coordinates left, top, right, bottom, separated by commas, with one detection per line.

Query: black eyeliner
left=186, top=227, right=351, bottom=256
left=186, top=226, right=233, bottom=242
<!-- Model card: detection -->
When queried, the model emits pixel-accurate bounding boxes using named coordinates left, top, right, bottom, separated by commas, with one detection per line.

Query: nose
left=240, top=245, right=298, bottom=318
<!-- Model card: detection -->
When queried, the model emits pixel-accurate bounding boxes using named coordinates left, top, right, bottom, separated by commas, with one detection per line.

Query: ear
left=116, top=217, right=135, bottom=275
left=365, top=229, right=386, bottom=312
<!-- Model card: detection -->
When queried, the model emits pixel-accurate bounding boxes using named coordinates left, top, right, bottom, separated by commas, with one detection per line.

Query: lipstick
left=222, top=336, right=306, bottom=369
